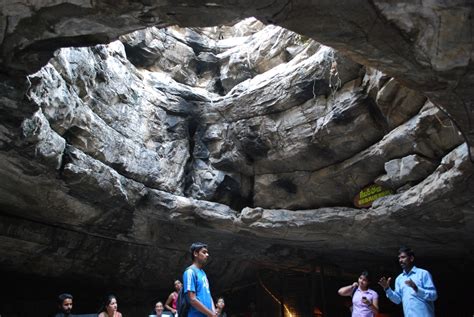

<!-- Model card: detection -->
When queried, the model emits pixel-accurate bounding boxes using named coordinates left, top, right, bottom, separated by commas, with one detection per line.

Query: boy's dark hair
left=57, top=293, right=73, bottom=304
left=190, top=242, right=208, bottom=261
left=398, top=246, right=415, bottom=257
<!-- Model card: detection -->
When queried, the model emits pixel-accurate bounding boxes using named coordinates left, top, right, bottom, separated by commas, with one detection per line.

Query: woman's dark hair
left=360, top=270, right=371, bottom=282
left=190, top=242, right=208, bottom=261
left=98, top=294, right=117, bottom=313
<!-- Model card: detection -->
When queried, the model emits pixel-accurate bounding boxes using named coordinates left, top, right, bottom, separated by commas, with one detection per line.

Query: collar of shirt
left=402, top=265, right=418, bottom=277
left=356, top=287, right=369, bottom=292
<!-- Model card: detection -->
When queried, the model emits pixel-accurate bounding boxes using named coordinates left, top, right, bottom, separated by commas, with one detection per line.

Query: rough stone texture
left=254, top=102, right=463, bottom=209
left=375, top=154, right=439, bottom=190
left=0, top=1, right=472, bottom=150
left=20, top=110, right=66, bottom=170
left=26, top=42, right=191, bottom=194
left=0, top=5, right=473, bottom=301
left=120, top=26, right=199, bottom=86
left=375, top=78, right=427, bottom=130
left=216, top=24, right=313, bottom=93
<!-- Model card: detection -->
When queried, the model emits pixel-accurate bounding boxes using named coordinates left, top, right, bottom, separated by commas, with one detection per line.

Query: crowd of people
left=53, top=244, right=437, bottom=317
left=53, top=291, right=227, bottom=317
left=53, top=242, right=227, bottom=317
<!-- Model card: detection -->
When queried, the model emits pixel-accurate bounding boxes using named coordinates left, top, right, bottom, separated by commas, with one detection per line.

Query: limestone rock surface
left=1, top=0, right=472, bottom=148
left=376, top=154, right=439, bottom=190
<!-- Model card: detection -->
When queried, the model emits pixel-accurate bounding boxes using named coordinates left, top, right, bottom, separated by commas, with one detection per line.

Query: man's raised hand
left=378, top=276, right=391, bottom=290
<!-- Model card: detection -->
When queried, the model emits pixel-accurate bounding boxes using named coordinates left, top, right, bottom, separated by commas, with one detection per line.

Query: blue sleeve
left=386, top=277, right=402, bottom=304
left=416, top=271, right=437, bottom=301
left=183, top=268, right=196, bottom=294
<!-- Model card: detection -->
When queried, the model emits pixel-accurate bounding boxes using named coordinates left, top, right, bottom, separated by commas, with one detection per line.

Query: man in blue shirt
left=378, top=247, right=438, bottom=317
left=183, top=242, right=216, bottom=317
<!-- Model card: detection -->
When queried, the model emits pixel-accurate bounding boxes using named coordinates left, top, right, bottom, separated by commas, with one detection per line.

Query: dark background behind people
left=0, top=258, right=473, bottom=316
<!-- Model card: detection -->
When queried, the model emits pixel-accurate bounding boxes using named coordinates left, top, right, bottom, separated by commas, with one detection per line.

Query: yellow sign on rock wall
left=353, top=184, right=393, bottom=208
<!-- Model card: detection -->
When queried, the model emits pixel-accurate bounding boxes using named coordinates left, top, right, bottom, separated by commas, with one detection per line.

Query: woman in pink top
left=338, top=271, right=379, bottom=317
left=164, top=279, right=182, bottom=315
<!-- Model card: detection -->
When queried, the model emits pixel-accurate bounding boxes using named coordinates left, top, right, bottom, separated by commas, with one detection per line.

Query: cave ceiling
left=0, top=1, right=473, bottom=290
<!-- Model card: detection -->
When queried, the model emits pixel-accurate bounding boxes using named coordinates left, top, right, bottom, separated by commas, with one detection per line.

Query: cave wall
left=1, top=1, right=473, bottom=148
left=0, top=2, right=474, bottom=315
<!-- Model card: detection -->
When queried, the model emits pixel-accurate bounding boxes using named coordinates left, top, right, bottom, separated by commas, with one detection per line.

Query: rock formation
left=1, top=2, right=473, bottom=311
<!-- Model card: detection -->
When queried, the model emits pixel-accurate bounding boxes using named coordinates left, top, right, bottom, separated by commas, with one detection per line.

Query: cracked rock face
left=1, top=3, right=474, bottom=307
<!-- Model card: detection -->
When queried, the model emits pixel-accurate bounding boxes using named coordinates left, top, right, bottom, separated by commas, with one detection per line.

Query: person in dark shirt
left=54, top=293, right=73, bottom=317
